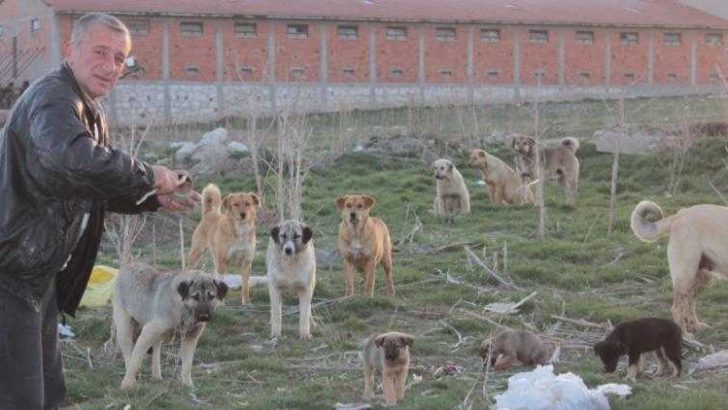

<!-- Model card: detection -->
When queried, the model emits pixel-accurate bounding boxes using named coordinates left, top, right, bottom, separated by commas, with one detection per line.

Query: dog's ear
left=222, top=195, right=232, bottom=211
left=374, top=335, right=387, bottom=347
left=302, top=225, right=313, bottom=244
left=447, top=161, right=454, bottom=172
left=214, top=280, right=229, bottom=300
left=478, top=150, right=486, bottom=158
left=362, top=195, right=376, bottom=209
left=270, top=226, right=280, bottom=244
left=177, top=280, right=193, bottom=300
left=335, top=196, right=347, bottom=212
left=400, top=334, right=414, bottom=347
left=250, top=193, right=262, bottom=208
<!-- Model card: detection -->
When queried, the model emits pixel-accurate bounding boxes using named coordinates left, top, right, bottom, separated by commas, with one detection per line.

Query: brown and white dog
left=363, top=332, right=415, bottom=406
left=187, top=183, right=260, bottom=304
left=469, top=149, right=535, bottom=206
left=336, top=194, right=395, bottom=297
left=631, top=200, right=728, bottom=336
left=479, top=330, right=549, bottom=371
left=432, top=158, right=471, bottom=216
left=511, top=134, right=580, bottom=205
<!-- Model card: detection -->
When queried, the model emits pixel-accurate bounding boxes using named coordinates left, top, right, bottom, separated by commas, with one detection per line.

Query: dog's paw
left=120, top=378, right=137, bottom=390
left=695, top=321, right=712, bottom=332
left=299, top=332, right=312, bottom=340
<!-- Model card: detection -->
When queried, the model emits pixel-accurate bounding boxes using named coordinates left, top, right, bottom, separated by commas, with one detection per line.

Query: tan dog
left=479, top=330, right=549, bottom=371
left=511, top=134, right=580, bottom=205
left=469, top=149, right=535, bottom=206
left=112, top=262, right=228, bottom=389
left=432, top=158, right=471, bottom=216
left=187, top=183, right=260, bottom=304
left=266, top=220, right=316, bottom=340
left=336, top=195, right=395, bottom=297
left=363, top=332, right=414, bottom=406
left=631, top=200, right=728, bottom=336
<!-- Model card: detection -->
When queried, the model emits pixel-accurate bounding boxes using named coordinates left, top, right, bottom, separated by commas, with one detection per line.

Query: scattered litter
left=433, top=363, right=464, bottom=378
left=690, top=350, right=728, bottom=374
left=219, top=274, right=268, bottom=289
left=494, top=365, right=631, bottom=410
left=485, top=291, right=538, bottom=314
left=334, top=403, right=371, bottom=410
left=476, top=179, right=486, bottom=185
left=58, top=323, right=75, bottom=339
left=80, top=265, right=118, bottom=307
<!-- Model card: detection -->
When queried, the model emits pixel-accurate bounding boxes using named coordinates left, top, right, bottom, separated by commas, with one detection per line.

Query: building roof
left=43, top=0, right=728, bottom=30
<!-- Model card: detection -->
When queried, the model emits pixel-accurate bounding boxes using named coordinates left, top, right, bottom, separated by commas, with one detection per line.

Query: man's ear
left=214, top=280, right=229, bottom=300
left=335, top=196, right=347, bottom=212
left=362, top=195, right=376, bottom=209
left=177, top=280, right=193, bottom=300
left=270, top=226, right=280, bottom=244
left=302, top=225, right=313, bottom=244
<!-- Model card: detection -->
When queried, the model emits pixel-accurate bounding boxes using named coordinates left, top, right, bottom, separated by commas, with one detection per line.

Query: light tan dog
left=112, top=262, right=228, bottom=389
left=187, top=183, right=260, bottom=304
left=432, top=158, right=471, bottom=216
left=266, top=220, right=316, bottom=340
left=479, top=330, right=549, bottom=371
left=469, top=149, right=535, bottom=206
left=363, top=332, right=414, bottom=406
left=631, top=200, right=728, bottom=336
left=511, top=134, right=580, bottom=205
left=336, top=194, right=395, bottom=297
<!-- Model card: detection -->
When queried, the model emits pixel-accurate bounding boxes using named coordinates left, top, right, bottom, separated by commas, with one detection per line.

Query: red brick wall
left=375, top=23, right=418, bottom=83
left=610, top=29, right=650, bottom=85
left=424, top=25, right=468, bottom=84
left=274, top=20, right=320, bottom=82
left=168, top=18, right=217, bottom=82
left=327, top=22, right=370, bottom=83
left=653, top=29, right=692, bottom=85
left=122, top=17, right=163, bottom=81
left=473, top=26, right=514, bottom=85
left=564, top=29, right=607, bottom=86
left=223, top=19, right=270, bottom=82
left=697, top=30, right=728, bottom=85
left=519, top=27, right=559, bottom=85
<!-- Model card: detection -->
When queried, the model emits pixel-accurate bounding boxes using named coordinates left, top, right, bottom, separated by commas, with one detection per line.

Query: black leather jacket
left=0, top=63, right=159, bottom=315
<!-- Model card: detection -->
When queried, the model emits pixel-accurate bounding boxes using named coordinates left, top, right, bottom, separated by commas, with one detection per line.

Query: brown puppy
left=469, top=149, right=535, bottom=206
left=363, top=332, right=414, bottom=406
left=336, top=194, right=395, bottom=297
left=594, top=317, right=682, bottom=381
left=631, top=200, right=728, bottom=336
left=511, top=134, right=580, bottom=205
left=479, top=330, right=549, bottom=371
left=187, top=183, right=260, bottom=304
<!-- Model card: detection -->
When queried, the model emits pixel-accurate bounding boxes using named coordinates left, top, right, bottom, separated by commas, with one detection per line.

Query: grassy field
left=62, top=96, right=728, bottom=409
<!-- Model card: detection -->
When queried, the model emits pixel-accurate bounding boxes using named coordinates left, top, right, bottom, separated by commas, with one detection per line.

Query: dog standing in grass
left=432, top=158, right=471, bottom=217
left=187, top=183, right=260, bottom=304
left=469, top=149, right=535, bottom=206
left=336, top=194, right=395, bottom=297
left=363, top=332, right=415, bottom=406
left=267, top=220, right=316, bottom=339
left=594, top=317, right=682, bottom=381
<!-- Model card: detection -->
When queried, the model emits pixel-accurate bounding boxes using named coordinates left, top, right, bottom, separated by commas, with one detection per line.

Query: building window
left=710, top=72, right=721, bottom=83
left=706, top=33, right=723, bottom=45
left=436, top=27, right=456, bottom=41
left=390, top=68, right=404, bottom=77
left=620, top=32, right=638, bottom=45
left=624, top=72, right=636, bottom=82
left=529, top=30, right=548, bottom=44
left=667, top=73, right=678, bottom=82
left=291, top=68, right=305, bottom=79
left=127, top=19, right=149, bottom=36
left=486, top=70, right=499, bottom=81
left=181, top=22, right=203, bottom=37
left=481, top=29, right=500, bottom=43
left=342, top=68, right=356, bottom=77
left=239, top=67, right=253, bottom=79
left=185, top=66, right=200, bottom=76
left=664, top=32, right=681, bottom=45
left=579, top=71, right=591, bottom=84
left=30, top=18, right=40, bottom=35
left=533, top=69, right=546, bottom=81
left=439, top=69, right=453, bottom=79
left=386, top=26, right=407, bottom=40
left=287, top=24, right=308, bottom=39
left=337, top=25, right=358, bottom=39
left=235, top=22, right=257, bottom=38
left=575, top=31, right=594, bottom=45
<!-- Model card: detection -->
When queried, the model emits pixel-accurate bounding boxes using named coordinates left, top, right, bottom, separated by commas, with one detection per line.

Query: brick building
left=1, top=0, right=727, bottom=125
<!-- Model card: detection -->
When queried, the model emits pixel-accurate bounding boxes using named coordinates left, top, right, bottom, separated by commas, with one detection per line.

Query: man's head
left=65, top=13, right=131, bottom=99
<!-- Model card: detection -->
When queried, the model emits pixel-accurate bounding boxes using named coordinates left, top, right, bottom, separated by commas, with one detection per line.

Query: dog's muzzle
left=284, top=244, right=295, bottom=255
left=196, top=311, right=214, bottom=322
left=349, top=213, right=358, bottom=223
left=240, top=212, right=246, bottom=219
left=435, top=174, right=445, bottom=179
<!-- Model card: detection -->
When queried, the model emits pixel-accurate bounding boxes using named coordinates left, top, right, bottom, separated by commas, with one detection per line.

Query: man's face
left=66, top=23, right=130, bottom=98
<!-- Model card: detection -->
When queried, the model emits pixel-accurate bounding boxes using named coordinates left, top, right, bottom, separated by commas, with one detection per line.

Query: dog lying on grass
left=363, top=331, right=415, bottom=406
left=594, top=317, right=682, bottom=381
left=479, top=330, right=549, bottom=371
left=432, top=158, right=471, bottom=216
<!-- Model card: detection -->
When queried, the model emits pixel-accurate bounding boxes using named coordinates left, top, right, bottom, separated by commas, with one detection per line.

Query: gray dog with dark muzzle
left=112, top=261, right=228, bottom=389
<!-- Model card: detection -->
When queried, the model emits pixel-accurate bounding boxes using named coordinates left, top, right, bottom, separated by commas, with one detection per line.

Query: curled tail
left=630, top=200, right=672, bottom=242
left=201, top=183, right=222, bottom=216
left=560, top=137, right=580, bottom=153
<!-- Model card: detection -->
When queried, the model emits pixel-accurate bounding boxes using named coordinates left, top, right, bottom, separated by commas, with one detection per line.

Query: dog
left=469, top=149, right=535, bottom=206
left=363, top=332, right=414, bottom=406
left=631, top=200, right=728, bottom=336
left=432, top=158, right=471, bottom=216
left=594, top=317, right=682, bottom=381
left=511, top=134, right=580, bottom=205
left=112, top=262, right=228, bottom=389
left=267, top=220, right=316, bottom=339
left=187, top=183, right=260, bottom=304
left=336, top=194, right=395, bottom=297
left=479, top=330, right=549, bottom=371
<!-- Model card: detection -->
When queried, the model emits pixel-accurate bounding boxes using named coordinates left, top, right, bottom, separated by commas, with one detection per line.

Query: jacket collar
left=60, top=61, right=101, bottom=119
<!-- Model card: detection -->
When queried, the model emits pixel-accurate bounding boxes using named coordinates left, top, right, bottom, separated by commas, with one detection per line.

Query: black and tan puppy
left=594, top=317, right=682, bottom=381
left=479, top=330, right=549, bottom=371
left=363, top=332, right=414, bottom=406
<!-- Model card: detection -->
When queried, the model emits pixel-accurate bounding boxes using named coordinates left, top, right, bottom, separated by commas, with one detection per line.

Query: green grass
left=62, top=98, right=728, bottom=409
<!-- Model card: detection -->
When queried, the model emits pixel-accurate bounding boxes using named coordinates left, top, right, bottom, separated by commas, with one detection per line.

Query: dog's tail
left=560, top=137, right=580, bottom=153
left=201, top=183, right=222, bottom=215
left=630, top=200, right=672, bottom=242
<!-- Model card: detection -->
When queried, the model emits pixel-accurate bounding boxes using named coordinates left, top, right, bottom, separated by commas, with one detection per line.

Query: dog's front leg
left=626, top=352, right=641, bottom=382
left=151, top=340, right=163, bottom=380
left=382, top=371, right=398, bottom=406
left=362, top=365, right=375, bottom=401
left=241, top=260, right=253, bottom=305
left=269, top=285, right=283, bottom=338
left=298, top=288, right=313, bottom=340
left=180, top=324, right=205, bottom=387
left=395, top=368, right=408, bottom=400
left=121, top=321, right=166, bottom=389
left=112, top=299, right=134, bottom=369
left=363, top=261, right=377, bottom=297
left=344, top=260, right=355, bottom=297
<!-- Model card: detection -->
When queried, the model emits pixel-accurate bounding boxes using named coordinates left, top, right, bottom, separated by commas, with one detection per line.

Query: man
left=0, top=13, right=197, bottom=409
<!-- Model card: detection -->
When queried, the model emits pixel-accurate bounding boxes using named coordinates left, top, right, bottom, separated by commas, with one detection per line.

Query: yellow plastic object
left=79, top=265, right=119, bottom=307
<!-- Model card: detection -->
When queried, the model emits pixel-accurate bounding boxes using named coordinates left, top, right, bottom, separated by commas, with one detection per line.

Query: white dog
left=266, top=220, right=317, bottom=339
left=433, top=158, right=471, bottom=216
